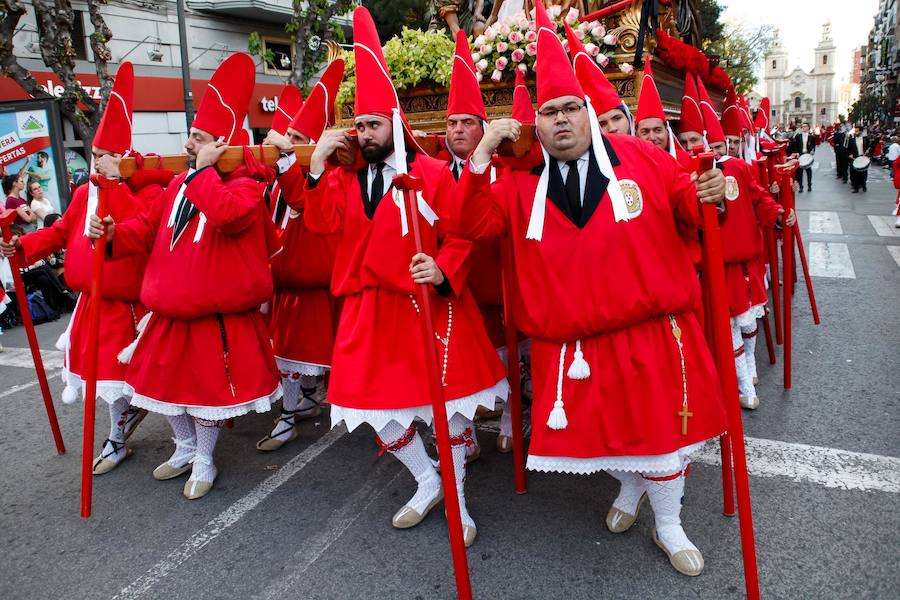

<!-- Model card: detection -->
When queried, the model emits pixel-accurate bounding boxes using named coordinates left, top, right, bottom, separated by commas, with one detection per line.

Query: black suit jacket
left=847, top=136, right=869, bottom=160
left=790, top=132, right=815, bottom=155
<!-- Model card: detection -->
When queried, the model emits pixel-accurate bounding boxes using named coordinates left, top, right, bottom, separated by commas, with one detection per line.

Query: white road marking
left=112, top=425, right=348, bottom=600
left=888, top=246, right=900, bottom=269
left=0, top=368, right=62, bottom=400
left=808, top=242, right=856, bottom=278
left=0, top=346, right=64, bottom=370
left=807, top=211, right=843, bottom=234
left=254, top=467, right=403, bottom=600
left=693, top=437, right=900, bottom=494
left=868, top=215, right=900, bottom=237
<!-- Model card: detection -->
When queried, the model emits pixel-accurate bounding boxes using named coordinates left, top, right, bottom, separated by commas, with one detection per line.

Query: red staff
left=79, top=175, right=115, bottom=517
left=777, top=162, right=800, bottom=389
left=393, top=173, right=473, bottom=600
left=753, top=157, right=777, bottom=365
left=501, top=243, right=527, bottom=494
left=0, top=209, right=66, bottom=454
left=692, top=149, right=760, bottom=599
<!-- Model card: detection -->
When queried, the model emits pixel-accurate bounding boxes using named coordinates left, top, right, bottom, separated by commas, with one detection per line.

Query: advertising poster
left=0, top=99, right=69, bottom=214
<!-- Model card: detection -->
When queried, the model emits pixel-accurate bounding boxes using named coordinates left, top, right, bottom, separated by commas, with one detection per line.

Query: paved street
left=0, top=143, right=897, bottom=599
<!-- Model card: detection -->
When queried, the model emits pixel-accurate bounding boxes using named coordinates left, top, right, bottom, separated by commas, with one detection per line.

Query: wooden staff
left=759, top=156, right=783, bottom=344
left=754, top=156, right=779, bottom=360
left=0, top=209, right=66, bottom=454
left=777, top=162, right=799, bottom=389
left=692, top=149, right=760, bottom=599
left=393, top=173, right=472, bottom=600
left=501, top=243, right=527, bottom=494
left=791, top=224, right=821, bottom=325
left=79, top=176, right=116, bottom=518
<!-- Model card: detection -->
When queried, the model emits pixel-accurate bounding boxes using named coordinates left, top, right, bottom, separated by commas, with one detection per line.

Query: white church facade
left=762, top=23, right=840, bottom=127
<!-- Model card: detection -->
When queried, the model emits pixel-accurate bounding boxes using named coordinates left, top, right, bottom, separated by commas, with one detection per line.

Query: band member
left=302, top=7, right=507, bottom=546
left=789, top=122, right=815, bottom=192
left=256, top=61, right=345, bottom=452
left=88, top=54, right=282, bottom=500
left=847, top=126, right=870, bottom=193
left=1, top=63, right=170, bottom=474
left=456, top=2, right=727, bottom=575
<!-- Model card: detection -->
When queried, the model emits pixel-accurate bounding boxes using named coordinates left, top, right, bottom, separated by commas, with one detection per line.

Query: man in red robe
left=456, top=2, right=727, bottom=576
left=300, top=7, right=506, bottom=547
left=1, top=63, right=170, bottom=474
left=88, top=54, right=281, bottom=500
left=255, top=60, right=344, bottom=452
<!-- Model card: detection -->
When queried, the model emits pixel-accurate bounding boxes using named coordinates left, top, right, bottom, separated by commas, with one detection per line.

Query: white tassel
left=567, top=339, right=591, bottom=380
left=118, top=312, right=152, bottom=364
left=55, top=329, right=70, bottom=352
left=547, top=400, right=568, bottom=430
left=61, top=384, right=79, bottom=405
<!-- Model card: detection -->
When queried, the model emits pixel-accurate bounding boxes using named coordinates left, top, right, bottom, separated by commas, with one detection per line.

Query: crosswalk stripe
left=888, top=246, right=900, bottom=269
left=808, top=242, right=856, bottom=278
left=808, top=210, right=843, bottom=234
left=868, top=215, right=900, bottom=237
left=0, top=347, right=64, bottom=370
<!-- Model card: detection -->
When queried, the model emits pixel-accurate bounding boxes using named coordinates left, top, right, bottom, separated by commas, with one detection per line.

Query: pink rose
left=495, top=56, right=509, bottom=70
left=525, top=30, right=537, bottom=43
left=517, top=63, right=528, bottom=75
left=516, top=16, right=529, bottom=29
left=525, top=41, right=537, bottom=56
left=549, top=4, right=562, bottom=18
left=619, top=63, right=634, bottom=75
left=584, top=43, right=600, bottom=57
left=497, top=41, right=509, bottom=53
left=491, top=69, right=503, bottom=82
left=595, top=53, right=610, bottom=67
left=511, top=48, right=526, bottom=63
left=565, top=8, right=580, bottom=25
left=474, top=35, right=486, bottom=46
left=498, top=24, right=511, bottom=37
left=477, top=58, right=489, bottom=72
left=484, top=26, right=497, bottom=41
left=603, top=34, right=618, bottom=46
left=480, top=44, right=492, bottom=55
left=562, top=39, right=569, bottom=51
left=476, top=71, right=483, bottom=82
left=527, top=20, right=536, bottom=31
left=575, top=29, right=585, bottom=40
left=591, top=25, right=606, bottom=39
left=508, top=31, right=523, bottom=44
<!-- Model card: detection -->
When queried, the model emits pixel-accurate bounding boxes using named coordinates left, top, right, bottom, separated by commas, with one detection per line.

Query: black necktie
left=565, top=160, right=581, bottom=224
left=172, top=185, right=195, bottom=244
left=370, top=162, right=385, bottom=210
left=273, top=190, right=288, bottom=225
left=452, top=160, right=462, bottom=181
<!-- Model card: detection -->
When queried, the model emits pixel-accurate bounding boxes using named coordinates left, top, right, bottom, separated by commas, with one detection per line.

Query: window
left=262, top=37, right=293, bottom=76
left=794, top=97, right=801, bottom=109
left=772, top=60, right=777, bottom=69
left=72, top=11, right=87, bottom=60
left=823, top=55, right=828, bottom=65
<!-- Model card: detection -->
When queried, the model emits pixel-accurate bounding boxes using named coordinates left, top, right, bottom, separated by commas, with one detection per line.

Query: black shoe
left=862, top=186, right=867, bottom=192
left=798, top=187, right=803, bottom=193
left=807, top=187, right=812, bottom=192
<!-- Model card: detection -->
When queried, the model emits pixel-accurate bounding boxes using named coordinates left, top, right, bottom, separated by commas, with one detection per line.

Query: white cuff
left=276, top=152, right=297, bottom=175
left=469, top=159, right=490, bottom=175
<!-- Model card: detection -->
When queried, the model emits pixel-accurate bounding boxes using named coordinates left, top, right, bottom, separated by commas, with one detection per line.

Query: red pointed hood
left=635, top=58, right=666, bottom=124
left=697, top=77, right=724, bottom=143
left=192, top=52, right=256, bottom=144
left=511, top=69, right=535, bottom=124
left=93, top=62, right=134, bottom=154
left=721, top=87, right=744, bottom=137
left=270, top=85, right=303, bottom=135
left=535, top=2, right=583, bottom=108
left=678, top=73, right=704, bottom=136
left=564, top=21, right=620, bottom=114
left=290, top=58, right=344, bottom=143
left=447, top=29, right=487, bottom=120
left=754, top=97, right=770, bottom=131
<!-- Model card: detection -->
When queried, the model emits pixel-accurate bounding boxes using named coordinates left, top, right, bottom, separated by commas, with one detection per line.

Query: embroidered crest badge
left=619, top=179, right=643, bottom=217
left=725, top=175, right=740, bottom=201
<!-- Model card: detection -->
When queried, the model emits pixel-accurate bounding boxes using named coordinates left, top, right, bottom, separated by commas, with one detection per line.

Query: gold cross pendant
left=678, top=406, right=693, bottom=436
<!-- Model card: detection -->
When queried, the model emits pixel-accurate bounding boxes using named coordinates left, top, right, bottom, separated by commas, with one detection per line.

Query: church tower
left=814, top=21, right=837, bottom=125
left=764, top=29, right=788, bottom=124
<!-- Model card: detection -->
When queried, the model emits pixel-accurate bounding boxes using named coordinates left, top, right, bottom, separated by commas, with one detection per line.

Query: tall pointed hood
left=697, top=77, right=724, bottom=144
left=754, top=97, right=771, bottom=132
left=511, top=69, right=535, bottom=124
left=447, top=29, right=487, bottom=120
left=635, top=58, right=665, bottom=123
left=721, top=87, right=745, bottom=137
left=535, top=2, right=583, bottom=107
left=93, top=62, right=134, bottom=154
left=678, top=73, right=704, bottom=136
left=564, top=21, right=622, bottom=115
left=192, top=52, right=256, bottom=144
left=290, top=58, right=344, bottom=143
left=270, top=85, right=303, bottom=135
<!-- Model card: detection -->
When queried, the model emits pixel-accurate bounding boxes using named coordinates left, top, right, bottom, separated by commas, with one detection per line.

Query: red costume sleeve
left=748, top=171, right=783, bottom=227
left=666, top=156, right=703, bottom=230
left=182, top=167, right=261, bottom=235
left=303, top=168, right=346, bottom=235
left=18, top=187, right=82, bottom=263
left=455, top=165, right=510, bottom=240
left=125, top=168, right=175, bottom=193
left=277, top=159, right=308, bottom=210
left=432, top=168, right=472, bottom=296
left=111, top=191, right=165, bottom=257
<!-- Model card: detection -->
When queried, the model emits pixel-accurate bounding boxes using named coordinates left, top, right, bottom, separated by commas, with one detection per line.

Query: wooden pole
left=393, top=174, right=473, bottom=600
left=0, top=210, right=66, bottom=455
left=778, top=164, right=798, bottom=389
left=791, top=224, right=821, bottom=325
left=501, top=243, right=527, bottom=494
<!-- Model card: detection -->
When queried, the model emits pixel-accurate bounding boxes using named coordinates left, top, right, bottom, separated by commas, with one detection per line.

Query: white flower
left=565, top=7, right=580, bottom=25
left=477, top=58, right=489, bottom=72
left=484, top=26, right=497, bottom=41
left=591, top=25, right=606, bottom=39
left=619, top=62, right=634, bottom=74
left=603, top=34, right=618, bottom=46
left=549, top=4, right=562, bottom=18
left=498, top=24, right=511, bottom=37
left=471, top=52, right=481, bottom=62
left=480, top=44, right=492, bottom=55
left=475, top=35, right=486, bottom=46
left=596, top=53, right=610, bottom=67
left=476, top=71, right=483, bottom=82
left=517, top=15, right=530, bottom=29
left=491, top=69, right=503, bottom=82
left=585, top=43, right=600, bottom=57
left=517, top=63, right=528, bottom=75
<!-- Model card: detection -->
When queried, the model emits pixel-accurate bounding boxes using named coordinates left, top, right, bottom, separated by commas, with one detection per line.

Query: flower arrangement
left=654, top=28, right=734, bottom=91
left=471, top=6, right=621, bottom=83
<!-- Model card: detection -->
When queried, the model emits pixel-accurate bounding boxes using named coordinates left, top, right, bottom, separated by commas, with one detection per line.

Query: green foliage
left=849, top=93, right=890, bottom=123
left=337, top=28, right=456, bottom=105
left=247, top=31, right=274, bottom=68
left=698, top=0, right=724, bottom=45
left=705, top=22, right=773, bottom=94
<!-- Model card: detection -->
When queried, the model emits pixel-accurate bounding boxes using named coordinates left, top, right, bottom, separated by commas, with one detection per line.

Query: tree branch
left=85, top=0, right=114, bottom=109
left=0, top=0, right=53, bottom=99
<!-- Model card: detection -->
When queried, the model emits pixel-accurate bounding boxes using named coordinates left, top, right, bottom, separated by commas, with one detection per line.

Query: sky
left=720, top=0, right=880, bottom=86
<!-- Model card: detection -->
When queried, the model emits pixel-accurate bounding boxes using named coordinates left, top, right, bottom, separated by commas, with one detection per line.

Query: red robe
left=457, top=135, right=726, bottom=467
left=302, top=152, right=505, bottom=420
left=110, top=165, right=280, bottom=419
left=18, top=176, right=165, bottom=401
left=718, top=156, right=782, bottom=318
left=267, top=159, right=340, bottom=376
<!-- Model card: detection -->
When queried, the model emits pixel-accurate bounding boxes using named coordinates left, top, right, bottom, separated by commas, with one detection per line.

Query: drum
left=851, top=156, right=871, bottom=172
left=798, top=153, right=814, bottom=168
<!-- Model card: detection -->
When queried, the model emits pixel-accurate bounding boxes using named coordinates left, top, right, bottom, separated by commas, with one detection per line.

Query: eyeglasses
left=537, top=103, right=586, bottom=120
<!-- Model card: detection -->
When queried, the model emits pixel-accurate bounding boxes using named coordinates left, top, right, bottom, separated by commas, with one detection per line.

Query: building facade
left=762, top=23, right=840, bottom=128
left=860, top=0, right=898, bottom=124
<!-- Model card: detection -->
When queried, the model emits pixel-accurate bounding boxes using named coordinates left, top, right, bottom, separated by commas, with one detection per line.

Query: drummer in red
left=696, top=79, right=796, bottom=410
left=88, top=54, right=281, bottom=499
left=456, top=2, right=727, bottom=576
left=300, top=7, right=506, bottom=547
left=255, top=59, right=344, bottom=452
left=1, top=63, right=171, bottom=474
